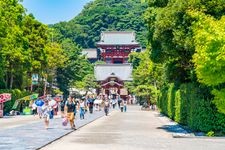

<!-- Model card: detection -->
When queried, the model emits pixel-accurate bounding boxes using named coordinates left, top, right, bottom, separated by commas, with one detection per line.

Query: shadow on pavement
left=157, top=125, right=187, bottom=134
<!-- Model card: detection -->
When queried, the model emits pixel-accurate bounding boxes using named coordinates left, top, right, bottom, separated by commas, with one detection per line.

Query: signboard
left=32, top=74, right=38, bottom=85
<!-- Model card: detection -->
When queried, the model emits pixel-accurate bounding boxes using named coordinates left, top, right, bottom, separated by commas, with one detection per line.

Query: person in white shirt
left=79, top=99, right=85, bottom=119
left=41, top=100, right=52, bottom=129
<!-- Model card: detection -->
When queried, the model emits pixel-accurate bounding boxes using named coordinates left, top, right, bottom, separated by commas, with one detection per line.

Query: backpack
left=88, top=99, right=94, bottom=106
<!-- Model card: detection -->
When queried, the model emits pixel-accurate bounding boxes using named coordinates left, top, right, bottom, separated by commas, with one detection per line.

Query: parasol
left=35, top=99, right=44, bottom=107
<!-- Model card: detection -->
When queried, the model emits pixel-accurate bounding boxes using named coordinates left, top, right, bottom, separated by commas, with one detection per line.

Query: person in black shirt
left=64, top=97, right=76, bottom=130
left=87, top=95, right=94, bottom=114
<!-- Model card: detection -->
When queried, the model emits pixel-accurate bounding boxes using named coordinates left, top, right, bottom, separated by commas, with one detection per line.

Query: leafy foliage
left=56, top=39, right=92, bottom=96
left=158, top=83, right=225, bottom=134
left=190, top=12, right=225, bottom=114
left=192, top=13, right=225, bottom=86
left=127, top=50, right=160, bottom=104
left=0, top=0, right=93, bottom=100
left=51, top=0, right=148, bottom=48
left=145, top=0, right=225, bottom=84
left=145, top=0, right=225, bottom=133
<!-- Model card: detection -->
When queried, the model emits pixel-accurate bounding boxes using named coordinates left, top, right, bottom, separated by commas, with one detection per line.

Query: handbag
left=62, top=117, right=68, bottom=126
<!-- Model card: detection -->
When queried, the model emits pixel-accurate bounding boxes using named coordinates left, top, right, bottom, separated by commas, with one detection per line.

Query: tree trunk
left=4, top=73, right=8, bottom=89
left=10, top=71, right=13, bottom=89
left=4, top=70, right=11, bottom=89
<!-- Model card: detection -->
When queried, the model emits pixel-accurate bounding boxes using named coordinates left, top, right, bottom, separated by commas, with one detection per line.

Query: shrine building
left=94, top=31, right=141, bottom=98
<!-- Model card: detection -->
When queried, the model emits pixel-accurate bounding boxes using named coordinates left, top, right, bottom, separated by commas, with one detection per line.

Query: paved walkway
left=41, top=105, right=225, bottom=150
left=0, top=110, right=107, bottom=150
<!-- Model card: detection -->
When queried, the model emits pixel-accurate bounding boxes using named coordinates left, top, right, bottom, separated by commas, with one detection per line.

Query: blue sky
left=22, top=0, right=93, bottom=24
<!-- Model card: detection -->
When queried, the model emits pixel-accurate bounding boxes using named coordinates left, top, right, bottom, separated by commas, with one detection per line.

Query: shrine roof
left=82, top=49, right=97, bottom=58
left=97, top=31, right=139, bottom=45
left=94, top=64, right=133, bottom=81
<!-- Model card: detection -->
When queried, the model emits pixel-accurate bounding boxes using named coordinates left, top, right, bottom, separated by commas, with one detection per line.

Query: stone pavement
left=0, top=110, right=107, bottom=150
left=41, top=105, right=225, bottom=150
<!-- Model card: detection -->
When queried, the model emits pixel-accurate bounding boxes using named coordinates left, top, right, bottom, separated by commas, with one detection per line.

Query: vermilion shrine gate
left=94, top=31, right=141, bottom=99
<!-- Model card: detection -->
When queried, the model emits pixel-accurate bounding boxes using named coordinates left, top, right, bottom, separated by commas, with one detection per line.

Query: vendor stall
left=0, top=93, right=11, bottom=118
left=12, top=94, right=39, bottom=115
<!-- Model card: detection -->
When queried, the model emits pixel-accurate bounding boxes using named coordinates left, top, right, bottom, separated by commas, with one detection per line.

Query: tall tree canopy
left=0, top=0, right=92, bottom=98
left=51, top=0, right=148, bottom=48
left=145, top=0, right=225, bottom=84
left=145, top=0, right=225, bottom=114
left=191, top=11, right=225, bottom=114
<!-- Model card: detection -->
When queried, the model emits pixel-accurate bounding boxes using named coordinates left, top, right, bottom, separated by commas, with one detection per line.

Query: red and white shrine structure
left=97, top=31, right=140, bottom=63
left=94, top=31, right=141, bottom=98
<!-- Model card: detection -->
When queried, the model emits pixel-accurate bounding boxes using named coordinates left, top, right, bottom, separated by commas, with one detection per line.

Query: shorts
left=67, top=112, right=75, bottom=121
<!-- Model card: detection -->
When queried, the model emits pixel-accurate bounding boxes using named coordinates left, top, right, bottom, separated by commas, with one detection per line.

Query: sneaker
left=72, top=125, right=77, bottom=130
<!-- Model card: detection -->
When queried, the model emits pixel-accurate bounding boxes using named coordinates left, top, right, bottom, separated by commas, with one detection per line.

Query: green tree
left=56, top=39, right=92, bottom=97
left=145, top=0, right=225, bottom=84
left=52, top=0, right=148, bottom=48
left=191, top=12, right=225, bottom=114
left=0, top=0, right=26, bottom=89
left=128, top=50, right=159, bottom=104
left=73, top=74, right=99, bottom=96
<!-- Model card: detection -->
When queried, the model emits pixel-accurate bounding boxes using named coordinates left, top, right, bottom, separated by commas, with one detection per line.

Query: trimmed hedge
left=167, top=83, right=176, bottom=119
left=158, top=83, right=225, bottom=134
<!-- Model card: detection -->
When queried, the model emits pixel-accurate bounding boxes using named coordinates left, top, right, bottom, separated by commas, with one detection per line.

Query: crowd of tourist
left=31, top=94, right=135, bottom=129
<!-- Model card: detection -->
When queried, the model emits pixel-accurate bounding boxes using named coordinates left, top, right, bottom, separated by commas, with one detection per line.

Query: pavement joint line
left=37, top=110, right=114, bottom=150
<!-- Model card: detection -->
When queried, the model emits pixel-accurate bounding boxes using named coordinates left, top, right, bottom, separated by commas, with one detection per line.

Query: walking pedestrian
left=64, top=97, right=76, bottom=130
left=117, top=95, right=122, bottom=109
left=32, top=103, right=37, bottom=116
left=60, top=100, right=66, bottom=118
left=37, top=106, right=42, bottom=119
left=41, top=99, right=52, bottom=129
left=120, top=100, right=124, bottom=112
left=74, top=99, right=79, bottom=116
left=103, top=99, right=110, bottom=116
left=79, top=98, right=85, bottom=119
left=124, top=100, right=127, bottom=112
left=87, top=95, right=94, bottom=114
left=112, top=98, right=117, bottom=109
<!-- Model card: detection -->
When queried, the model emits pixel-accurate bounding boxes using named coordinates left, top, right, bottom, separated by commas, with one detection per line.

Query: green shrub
left=157, top=83, right=225, bottom=134
left=174, top=90, right=181, bottom=122
left=167, top=83, right=176, bottom=119
left=158, top=86, right=168, bottom=115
